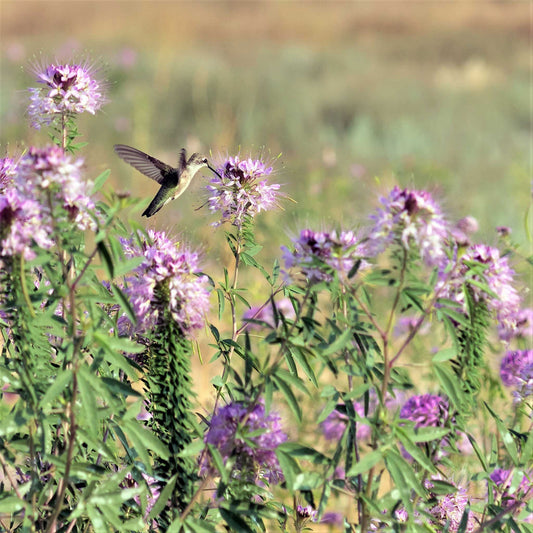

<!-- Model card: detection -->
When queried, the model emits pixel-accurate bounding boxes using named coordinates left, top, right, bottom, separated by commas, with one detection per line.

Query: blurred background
left=1, top=1, right=530, bottom=249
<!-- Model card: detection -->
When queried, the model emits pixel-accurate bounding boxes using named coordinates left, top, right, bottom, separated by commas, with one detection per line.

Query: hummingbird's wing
left=114, top=144, right=173, bottom=184
left=179, top=148, right=187, bottom=173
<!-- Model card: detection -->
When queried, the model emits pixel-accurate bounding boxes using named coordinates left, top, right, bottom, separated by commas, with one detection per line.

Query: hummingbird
left=114, top=144, right=218, bottom=217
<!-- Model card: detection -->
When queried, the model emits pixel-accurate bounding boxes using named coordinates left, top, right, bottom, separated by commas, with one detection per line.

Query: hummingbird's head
left=189, top=153, right=209, bottom=169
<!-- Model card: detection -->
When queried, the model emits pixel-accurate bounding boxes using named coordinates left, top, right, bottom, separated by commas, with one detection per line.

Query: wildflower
left=0, top=157, right=17, bottom=191
left=121, top=231, right=210, bottom=336
left=367, top=186, right=449, bottom=267
left=206, top=155, right=280, bottom=228
left=0, top=187, right=53, bottom=260
left=321, top=390, right=405, bottom=442
left=438, top=244, right=520, bottom=331
left=500, top=350, right=533, bottom=387
left=451, top=216, right=478, bottom=247
left=121, top=472, right=160, bottom=519
left=498, top=307, right=533, bottom=342
left=489, top=468, right=532, bottom=518
left=202, top=399, right=287, bottom=485
left=28, top=60, right=106, bottom=129
left=15, top=146, right=96, bottom=231
left=282, top=228, right=367, bottom=284
left=513, top=362, right=533, bottom=403
left=400, top=394, right=450, bottom=429
left=428, top=484, right=475, bottom=532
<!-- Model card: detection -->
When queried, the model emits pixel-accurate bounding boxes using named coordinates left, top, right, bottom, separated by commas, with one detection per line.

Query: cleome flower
left=28, top=60, right=106, bottom=129
left=206, top=155, right=281, bottom=228
left=201, top=399, right=287, bottom=485
left=0, top=157, right=17, bottom=191
left=399, top=393, right=450, bottom=429
left=282, top=228, right=368, bottom=284
left=16, top=146, right=96, bottom=231
left=437, top=244, right=521, bottom=332
left=367, top=186, right=449, bottom=267
left=121, top=230, right=210, bottom=336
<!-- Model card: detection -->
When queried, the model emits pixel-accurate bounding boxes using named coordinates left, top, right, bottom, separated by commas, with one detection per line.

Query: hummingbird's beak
left=207, top=164, right=224, bottom=181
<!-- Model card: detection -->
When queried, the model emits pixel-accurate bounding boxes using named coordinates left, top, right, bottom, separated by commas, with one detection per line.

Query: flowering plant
left=0, top=57, right=531, bottom=533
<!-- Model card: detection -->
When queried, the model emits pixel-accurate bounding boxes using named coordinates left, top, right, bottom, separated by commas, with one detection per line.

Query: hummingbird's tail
left=142, top=198, right=163, bottom=218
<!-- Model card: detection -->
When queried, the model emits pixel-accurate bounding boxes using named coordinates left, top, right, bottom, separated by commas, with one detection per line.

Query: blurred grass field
left=1, top=1, right=530, bottom=250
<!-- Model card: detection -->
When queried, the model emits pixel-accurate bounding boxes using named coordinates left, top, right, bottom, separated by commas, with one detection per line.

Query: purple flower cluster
left=121, top=231, right=210, bottom=336
left=500, top=350, right=533, bottom=387
left=206, top=155, right=280, bottom=228
left=282, top=229, right=367, bottom=284
left=500, top=350, right=533, bottom=403
left=427, top=482, right=475, bottom=532
left=498, top=307, right=533, bottom=342
left=202, top=400, right=287, bottom=485
left=438, top=244, right=521, bottom=332
left=28, top=61, right=105, bottom=128
left=367, top=186, right=449, bottom=267
left=0, top=147, right=96, bottom=262
left=489, top=468, right=532, bottom=518
left=0, top=157, right=17, bottom=191
left=321, top=390, right=405, bottom=442
left=399, top=394, right=450, bottom=429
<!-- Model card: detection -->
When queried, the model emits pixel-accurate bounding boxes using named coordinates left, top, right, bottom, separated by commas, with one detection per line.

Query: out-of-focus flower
left=500, top=350, right=533, bottom=387
left=201, top=399, right=287, bottom=485
left=16, top=146, right=96, bottom=231
left=122, top=472, right=160, bottom=520
left=437, top=244, right=521, bottom=332
left=489, top=468, right=532, bottom=519
left=320, top=511, right=344, bottom=526
left=394, top=314, right=430, bottom=337
left=0, top=157, right=17, bottom=191
left=121, top=231, right=210, bottom=336
left=498, top=308, right=533, bottom=342
left=513, top=362, right=533, bottom=404
left=428, top=483, right=475, bottom=532
left=451, top=216, right=478, bottom=247
left=242, top=297, right=295, bottom=331
left=399, top=394, right=450, bottom=429
left=28, top=60, right=106, bottom=129
left=206, top=155, right=281, bottom=228
left=0, top=187, right=53, bottom=260
left=282, top=228, right=368, bottom=284
left=321, top=389, right=405, bottom=442
left=367, top=186, right=449, bottom=267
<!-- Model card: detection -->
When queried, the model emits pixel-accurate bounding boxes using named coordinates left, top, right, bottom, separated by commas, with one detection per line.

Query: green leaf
left=100, top=377, right=141, bottom=398
left=0, top=495, right=26, bottom=513
left=148, top=473, right=177, bottom=521
left=111, top=283, right=137, bottom=326
left=39, top=369, right=72, bottom=409
left=322, top=329, right=353, bottom=357
left=384, top=449, right=425, bottom=503
left=485, top=403, right=519, bottom=465
left=91, top=169, right=111, bottom=194
left=346, top=450, right=383, bottom=477
left=275, top=449, right=300, bottom=490
left=433, top=362, right=467, bottom=410
left=122, top=420, right=170, bottom=462
left=219, top=508, right=254, bottom=533
left=431, top=348, right=456, bottom=363
left=78, top=366, right=99, bottom=436
left=97, top=240, right=114, bottom=278
left=289, top=347, right=318, bottom=387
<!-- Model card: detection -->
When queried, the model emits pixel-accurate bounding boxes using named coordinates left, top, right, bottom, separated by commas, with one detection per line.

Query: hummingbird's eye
left=202, top=158, right=208, bottom=163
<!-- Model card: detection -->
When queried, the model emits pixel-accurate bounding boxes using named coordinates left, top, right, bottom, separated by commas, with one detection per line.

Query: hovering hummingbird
left=114, top=144, right=218, bottom=217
